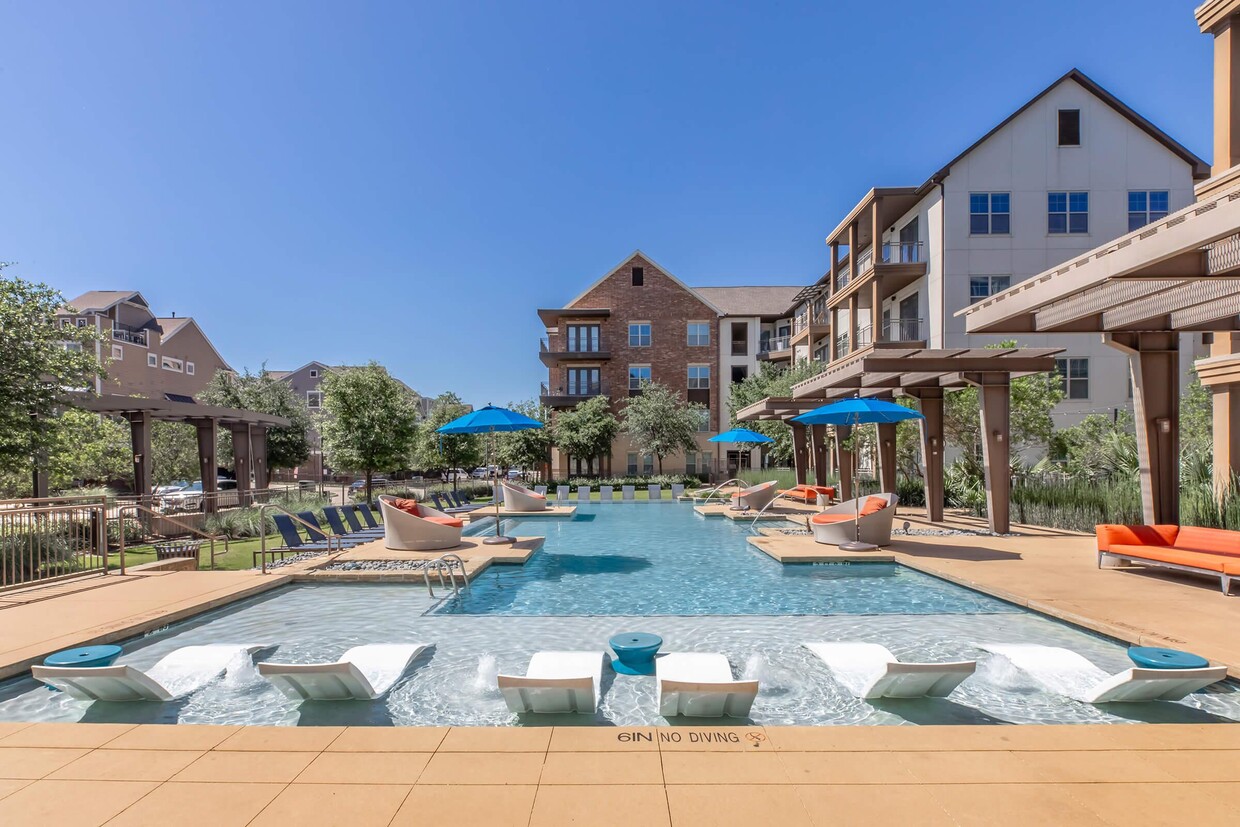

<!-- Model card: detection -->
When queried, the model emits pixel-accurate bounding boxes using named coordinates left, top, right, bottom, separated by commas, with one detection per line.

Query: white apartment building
left=784, top=69, right=1210, bottom=431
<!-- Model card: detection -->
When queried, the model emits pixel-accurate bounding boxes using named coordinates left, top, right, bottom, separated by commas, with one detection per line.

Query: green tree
left=551, top=394, right=618, bottom=476
left=150, top=421, right=201, bottom=486
left=943, top=341, right=1064, bottom=458
left=0, top=269, right=104, bottom=479
left=620, top=380, right=702, bottom=474
left=47, top=409, right=132, bottom=490
left=200, top=368, right=312, bottom=472
left=494, top=399, right=552, bottom=474
left=727, top=361, right=826, bottom=465
left=1181, top=371, right=1213, bottom=460
left=319, top=363, right=419, bottom=501
left=411, top=392, right=483, bottom=488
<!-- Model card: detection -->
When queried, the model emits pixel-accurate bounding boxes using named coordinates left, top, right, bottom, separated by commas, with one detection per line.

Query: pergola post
left=252, top=426, right=270, bottom=492
left=1208, top=333, right=1240, bottom=496
left=810, top=424, right=829, bottom=486
left=31, top=412, right=49, bottom=498
left=1108, top=332, right=1180, bottom=525
left=230, top=424, right=253, bottom=506
left=193, top=418, right=218, bottom=514
left=791, top=422, right=809, bottom=485
left=128, top=411, right=153, bottom=504
left=966, top=375, right=1010, bottom=534
left=914, top=389, right=945, bottom=522
left=835, top=424, right=853, bottom=500
left=876, top=423, right=897, bottom=495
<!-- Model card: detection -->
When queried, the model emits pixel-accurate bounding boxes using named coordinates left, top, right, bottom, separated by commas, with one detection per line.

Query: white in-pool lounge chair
left=672, top=484, right=685, bottom=499
left=535, top=485, right=548, bottom=497
left=600, top=485, right=614, bottom=501
left=622, top=485, right=635, bottom=500
left=556, top=485, right=570, bottom=502
left=32, top=644, right=267, bottom=702
left=656, top=653, right=759, bottom=718
left=804, top=642, right=976, bottom=699
left=500, top=480, right=547, bottom=512
left=731, top=480, right=778, bottom=512
left=257, top=644, right=428, bottom=701
left=810, top=493, right=899, bottom=547
left=648, top=484, right=662, bottom=500
left=978, top=643, right=1228, bottom=703
left=378, top=497, right=463, bottom=551
left=497, top=651, right=605, bottom=714
left=577, top=485, right=590, bottom=502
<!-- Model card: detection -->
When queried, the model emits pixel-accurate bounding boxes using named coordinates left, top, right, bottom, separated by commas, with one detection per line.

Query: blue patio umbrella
left=708, top=428, right=774, bottom=444
left=791, top=398, right=924, bottom=550
left=437, top=405, right=544, bottom=544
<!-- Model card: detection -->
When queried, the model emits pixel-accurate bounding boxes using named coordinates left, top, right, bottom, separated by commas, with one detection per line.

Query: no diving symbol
left=745, top=731, right=767, bottom=748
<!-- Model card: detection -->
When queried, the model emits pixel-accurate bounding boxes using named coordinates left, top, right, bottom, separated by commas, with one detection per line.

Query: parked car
left=349, top=477, right=389, bottom=492
left=470, top=467, right=491, bottom=479
left=153, top=481, right=190, bottom=496
left=441, top=468, right=470, bottom=483
left=158, top=480, right=203, bottom=512
left=506, top=469, right=523, bottom=480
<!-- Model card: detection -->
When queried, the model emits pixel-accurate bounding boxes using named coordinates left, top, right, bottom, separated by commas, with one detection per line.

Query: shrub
left=547, top=474, right=702, bottom=491
left=204, top=491, right=332, bottom=539
left=0, top=527, right=77, bottom=584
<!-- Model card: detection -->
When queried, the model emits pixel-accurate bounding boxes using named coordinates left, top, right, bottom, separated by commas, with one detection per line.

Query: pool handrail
left=423, top=552, right=469, bottom=597
left=117, top=502, right=227, bottom=573
left=692, top=478, right=747, bottom=503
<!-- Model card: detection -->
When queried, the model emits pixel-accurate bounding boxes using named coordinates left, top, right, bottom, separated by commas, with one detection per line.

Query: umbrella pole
left=484, top=428, right=514, bottom=545
left=839, top=413, right=876, bottom=552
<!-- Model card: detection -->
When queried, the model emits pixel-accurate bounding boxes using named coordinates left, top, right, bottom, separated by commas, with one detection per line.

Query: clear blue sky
left=0, top=1, right=1212, bottom=407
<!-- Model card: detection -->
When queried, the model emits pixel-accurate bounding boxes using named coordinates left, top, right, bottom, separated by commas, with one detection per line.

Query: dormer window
left=631, top=266, right=644, bottom=286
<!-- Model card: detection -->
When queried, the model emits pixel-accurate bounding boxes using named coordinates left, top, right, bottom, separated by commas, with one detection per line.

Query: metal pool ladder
left=423, top=553, right=469, bottom=597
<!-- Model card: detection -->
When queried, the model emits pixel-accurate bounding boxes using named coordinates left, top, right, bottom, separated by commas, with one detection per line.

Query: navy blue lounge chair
left=433, top=492, right=479, bottom=514
left=356, top=504, right=382, bottom=529
left=321, top=506, right=382, bottom=539
left=334, top=505, right=384, bottom=537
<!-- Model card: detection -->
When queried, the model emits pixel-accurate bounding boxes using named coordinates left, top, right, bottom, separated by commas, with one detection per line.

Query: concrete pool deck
left=464, top=505, right=577, bottom=521
left=0, top=722, right=1237, bottom=825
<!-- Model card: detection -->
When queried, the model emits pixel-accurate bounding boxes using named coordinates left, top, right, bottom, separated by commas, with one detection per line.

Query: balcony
left=758, top=335, right=792, bottom=361
left=540, top=381, right=609, bottom=408
left=881, top=317, right=924, bottom=344
left=790, top=306, right=830, bottom=346
left=111, top=323, right=148, bottom=347
left=539, top=336, right=611, bottom=367
left=829, top=241, right=927, bottom=309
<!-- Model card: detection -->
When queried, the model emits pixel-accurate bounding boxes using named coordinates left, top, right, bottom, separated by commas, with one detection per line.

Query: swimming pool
left=0, top=502, right=1236, bottom=727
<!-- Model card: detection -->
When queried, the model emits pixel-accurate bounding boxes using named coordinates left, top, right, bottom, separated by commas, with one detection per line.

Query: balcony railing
left=793, top=308, right=829, bottom=335
left=112, top=324, right=148, bottom=347
left=540, top=336, right=607, bottom=355
left=855, top=325, right=873, bottom=348
left=835, top=332, right=851, bottom=359
left=881, top=317, right=922, bottom=342
left=540, top=381, right=608, bottom=405
left=835, top=264, right=852, bottom=291
left=760, top=335, right=791, bottom=353
left=837, top=242, right=924, bottom=290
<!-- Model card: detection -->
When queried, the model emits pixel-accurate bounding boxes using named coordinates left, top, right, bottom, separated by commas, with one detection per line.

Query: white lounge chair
left=978, top=643, right=1228, bottom=703
left=535, top=485, right=548, bottom=497
left=257, top=643, right=428, bottom=701
left=804, top=642, right=976, bottom=700
left=672, top=484, right=685, bottom=499
left=648, top=484, right=662, bottom=500
left=577, top=485, right=590, bottom=502
left=378, top=497, right=462, bottom=551
left=556, top=485, right=570, bottom=502
left=622, top=485, right=635, bottom=500
left=810, top=493, right=899, bottom=546
left=497, top=651, right=605, bottom=714
left=600, top=485, right=614, bottom=501
left=731, top=480, right=778, bottom=512
left=656, top=653, right=759, bottom=718
left=501, top=480, right=547, bottom=512
left=32, top=644, right=267, bottom=702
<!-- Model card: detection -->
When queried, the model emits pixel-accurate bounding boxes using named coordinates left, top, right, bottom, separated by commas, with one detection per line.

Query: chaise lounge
left=656, top=652, right=759, bottom=718
left=497, top=651, right=605, bottom=714
left=1096, top=524, right=1240, bottom=595
left=258, top=643, right=428, bottom=701
left=811, top=493, right=899, bottom=546
left=500, top=480, right=548, bottom=512
left=781, top=484, right=837, bottom=505
left=804, top=642, right=976, bottom=699
left=378, top=496, right=463, bottom=551
left=730, top=480, right=779, bottom=512
left=33, top=644, right=267, bottom=702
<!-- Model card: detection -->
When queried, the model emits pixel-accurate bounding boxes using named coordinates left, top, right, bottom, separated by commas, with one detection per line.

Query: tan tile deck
left=0, top=724, right=1235, bottom=824
left=693, top=501, right=819, bottom=520
left=285, top=535, right=545, bottom=583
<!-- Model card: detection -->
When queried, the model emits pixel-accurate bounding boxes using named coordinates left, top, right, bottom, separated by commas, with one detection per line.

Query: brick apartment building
left=539, top=251, right=799, bottom=477
left=58, top=290, right=232, bottom=399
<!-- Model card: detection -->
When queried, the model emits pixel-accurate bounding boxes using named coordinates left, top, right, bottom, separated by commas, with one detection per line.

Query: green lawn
left=111, top=534, right=276, bottom=572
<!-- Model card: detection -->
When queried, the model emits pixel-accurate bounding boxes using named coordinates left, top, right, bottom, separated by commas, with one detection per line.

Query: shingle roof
left=155, top=317, right=191, bottom=337
left=691, top=286, right=803, bottom=318
left=60, top=290, right=145, bottom=314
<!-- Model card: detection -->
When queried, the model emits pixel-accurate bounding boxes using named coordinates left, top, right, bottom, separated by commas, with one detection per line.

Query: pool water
left=0, top=502, right=1236, bottom=727
left=443, top=503, right=1015, bottom=616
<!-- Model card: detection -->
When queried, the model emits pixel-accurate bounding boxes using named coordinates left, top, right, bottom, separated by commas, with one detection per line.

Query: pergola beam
left=1101, top=279, right=1240, bottom=329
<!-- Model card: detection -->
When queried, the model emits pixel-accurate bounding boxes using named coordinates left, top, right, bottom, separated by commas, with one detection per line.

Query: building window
left=64, top=341, right=83, bottom=352
left=111, top=345, right=123, bottom=360
left=687, top=365, right=710, bottom=389
left=628, top=365, right=651, bottom=390
left=309, top=369, right=319, bottom=378
left=1048, top=191, right=1088, bottom=234
left=731, top=365, right=748, bottom=383
left=186, top=362, right=195, bottom=375
left=307, top=390, right=323, bottom=409
left=628, top=323, right=651, bottom=347
left=969, top=193, right=1010, bottom=235
left=1128, top=190, right=1170, bottom=232
left=566, top=324, right=601, bottom=352
left=566, top=367, right=600, bottom=395
left=1058, top=109, right=1081, bottom=146
left=76, top=318, right=87, bottom=328
left=148, top=353, right=158, bottom=367
left=642, top=453, right=654, bottom=474
left=687, top=322, right=710, bottom=346
left=969, top=275, right=1012, bottom=303
left=161, top=357, right=183, bottom=372
left=627, top=453, right=638, bottom=475
left=695, top=409, right=711, bottom=432
left=631, top=266, right=644, bottom=286
left=1055, top=357, right=1090, bottom=400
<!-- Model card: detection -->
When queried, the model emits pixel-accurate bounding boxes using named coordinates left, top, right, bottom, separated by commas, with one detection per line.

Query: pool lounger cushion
left=32, top=644, right=268, bottom=702
left=497, top=651, right=605, bottom=714
left=258, top=643, right=428, bottom=701
left=804, top=642, right=976, bottom=700
left=656, top=652, right=759, bottom=718
left=979, top=643, right=1228, bottom=703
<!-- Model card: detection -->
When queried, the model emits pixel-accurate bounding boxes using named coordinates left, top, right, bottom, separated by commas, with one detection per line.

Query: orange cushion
left=424, top=516, right=464, bottom=528
left=1109, top=544, right=1231, bottom=572
left=390, top=498, right=421, bottom=516
left=1095, top=524, right=1180, bottom=551
left=781, top=485, right=837, bottom=502
left=811, top=513, right=854, bottom=525
left=859, top=496, right=889, bottom=516
left=1173, top=526, right=1240, bottom=557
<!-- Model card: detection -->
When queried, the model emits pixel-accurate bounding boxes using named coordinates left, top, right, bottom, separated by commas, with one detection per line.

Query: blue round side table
left=609, top=633, right=663, bottom=675
left=43, top=645, right=123, bottom=669
left=1128, top=646, right=1209, bottom=670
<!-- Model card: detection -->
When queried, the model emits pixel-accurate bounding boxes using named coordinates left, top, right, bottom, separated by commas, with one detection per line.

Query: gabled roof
left=60, top=290, right=150, bottom=314
left=564, top=249, right=724, bottom=315
left=154, top=316, right=232, bottom=372
left=918, top=69, right=1209, bottom=193
left=692, top=285, right=802, bottom=317
left=155, top=316, right=191, bottom=338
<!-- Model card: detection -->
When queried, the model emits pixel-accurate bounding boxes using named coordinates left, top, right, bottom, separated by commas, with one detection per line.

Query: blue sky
left=0, top=1, right=1212, bottom=407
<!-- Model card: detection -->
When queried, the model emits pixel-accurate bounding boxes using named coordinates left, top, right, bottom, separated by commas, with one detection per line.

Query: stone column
left=1108, top=332, right=1180, bottom=525
left=966, top=375, right=1010, bottom=534
left=194, top=418, right=218, bottom=514
left=252, top=426, right=270, bottom=491
left=791, top=422, right=809, bottom=485
left=810, top=424, right=829, bottom=487
left=129, top=411, right=152, bottom=504
left=877, top=422, right=897, bottom=495
left=916, top=389, right=945, bottom=522
left=835, top=424, right=853, bottom=500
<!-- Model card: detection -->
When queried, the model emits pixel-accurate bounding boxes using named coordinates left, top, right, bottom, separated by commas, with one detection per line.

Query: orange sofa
left=780, top=484, right=837, bottom=505
left=1096, top=524, right=1240, bottom=595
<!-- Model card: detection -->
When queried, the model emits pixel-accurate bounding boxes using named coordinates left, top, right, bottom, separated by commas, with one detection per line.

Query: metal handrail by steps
left=691, top=478, right=747, bottom=503
left=256, top=504, right=345, bottom=574
left=423, top=553, right=469, bottom=597
left=117, top=503, right=228, bottom=573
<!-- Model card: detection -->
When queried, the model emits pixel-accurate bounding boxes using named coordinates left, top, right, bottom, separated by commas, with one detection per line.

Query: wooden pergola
left=737, top=347, right=1061, bottom=533
left=45, top=394, right=292, bottom=504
